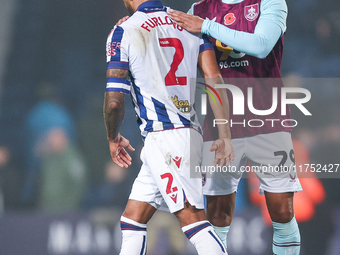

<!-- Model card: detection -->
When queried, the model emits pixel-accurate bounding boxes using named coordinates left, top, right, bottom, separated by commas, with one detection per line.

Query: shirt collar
left=137, top=1, right=166, bottom=13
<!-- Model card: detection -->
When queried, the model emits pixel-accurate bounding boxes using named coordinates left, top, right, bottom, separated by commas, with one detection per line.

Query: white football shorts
left=202, top=132, right=302, bottom=196
left=129, top=128, right=204, bottom=213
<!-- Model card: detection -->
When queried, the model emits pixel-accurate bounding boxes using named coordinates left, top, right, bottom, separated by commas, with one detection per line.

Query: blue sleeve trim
left=108, top=61, right=129, bottom=69
left=106, top=88, right=131, bottom=95
left=110, top=26, right=124, bottom=62
left=107, top=77, right=131, bottom=85
left=199, top=42, right=214, bottom=53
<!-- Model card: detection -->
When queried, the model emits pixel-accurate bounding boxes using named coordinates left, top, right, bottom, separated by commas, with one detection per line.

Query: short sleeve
left=105, top=26, right=131, bottom=94
left=199, top=34, right=214, bottom=53
left=106, top=25, right=129, bottom=63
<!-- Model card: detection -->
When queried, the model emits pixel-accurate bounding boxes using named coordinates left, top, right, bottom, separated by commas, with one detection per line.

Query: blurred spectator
left=77, top=93, right=140, bottom=210
left=23, top=82, right=77, bottom=208
left=0, top=144, right=24, bottom=212
left=315, top=2, right=340, bottom=56
left=83, top=161, right=132, bottom=210
left=77, top=94, right=112, bottom=195
left=37, top=127, right=87, bottom=213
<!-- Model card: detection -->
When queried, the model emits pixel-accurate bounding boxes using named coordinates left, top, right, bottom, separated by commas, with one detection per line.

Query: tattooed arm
left=104, top=68, right=135, bottom=168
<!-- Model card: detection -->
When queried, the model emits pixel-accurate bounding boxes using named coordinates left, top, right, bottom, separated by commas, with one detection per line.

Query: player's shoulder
left=193, top=0, right=213, bottom=9
left=112, top=12, right=145, bottom=32
left=192, top=0, right=218, bottom=15
left=194, top=0, right=212, bottom=6
left=261, top=0, right=287, bottom=12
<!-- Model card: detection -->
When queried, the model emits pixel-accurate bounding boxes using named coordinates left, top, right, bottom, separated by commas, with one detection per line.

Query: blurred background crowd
left=0, top=0, right=339, bottom=254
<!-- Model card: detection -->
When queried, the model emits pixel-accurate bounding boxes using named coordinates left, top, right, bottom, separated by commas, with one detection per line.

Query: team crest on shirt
left=171, top=96, right=192, bottom=113
left=224, top=13, right=236, bottom=26
left=244, top=3, right=259, bottom=21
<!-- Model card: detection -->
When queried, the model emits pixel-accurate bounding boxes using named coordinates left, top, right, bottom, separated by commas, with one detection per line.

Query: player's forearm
left=198, top=49, right=231, bottom=138
left=104, top=68, right=129, bottom=140
left=207, top=83, right=231, bottom=139
left=202, top=19, right=281, bottom=59
left=103, top=91, right=125, bottom=140
left=202, top=76, right=232, bottom=139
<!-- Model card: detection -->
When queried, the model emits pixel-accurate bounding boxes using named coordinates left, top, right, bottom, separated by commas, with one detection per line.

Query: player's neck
left=130, top=0, right=150, bottom=14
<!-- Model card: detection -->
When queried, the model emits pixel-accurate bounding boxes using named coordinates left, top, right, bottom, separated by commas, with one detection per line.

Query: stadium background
left=0, top=0, right=339, bottom=254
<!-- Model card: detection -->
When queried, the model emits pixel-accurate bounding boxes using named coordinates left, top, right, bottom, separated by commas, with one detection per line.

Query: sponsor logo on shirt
left=171, top=96, right=192, bottom=113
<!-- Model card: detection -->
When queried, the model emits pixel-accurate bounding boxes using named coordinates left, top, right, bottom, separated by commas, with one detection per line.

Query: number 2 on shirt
left=159, top=38, right=187, bottom=86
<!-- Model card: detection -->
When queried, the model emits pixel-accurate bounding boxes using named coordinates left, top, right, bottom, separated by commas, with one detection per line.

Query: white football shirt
left=106, top=1, right=213, bottom=138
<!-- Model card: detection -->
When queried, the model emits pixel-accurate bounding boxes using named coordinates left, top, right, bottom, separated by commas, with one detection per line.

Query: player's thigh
left=202, top=138, right=247, bottom=196
left=128, top=147, right=165, bottom=211
left=145, top=128, right=205, bottom=213
left=246, top=132, right=302, bottom=194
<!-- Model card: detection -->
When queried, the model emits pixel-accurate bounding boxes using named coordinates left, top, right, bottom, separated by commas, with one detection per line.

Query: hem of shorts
left=259, top=186, right=303, bottom=195
left=128, top=197, right=204, bottom=214
left=203, top=189, right=237, bottom=196
left=169, top=202, right=205, bottom=214
left=128, top=197, right=160, bottom=210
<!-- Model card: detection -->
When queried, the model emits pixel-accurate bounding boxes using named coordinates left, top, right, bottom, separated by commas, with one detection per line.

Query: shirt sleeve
left=106, top=26, right=131, bottom=94
left=199, top=35, right=214, bottom=53
left=200, top=0, right=287, bottom=59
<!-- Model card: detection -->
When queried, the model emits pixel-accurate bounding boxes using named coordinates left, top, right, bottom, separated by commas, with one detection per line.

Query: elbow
left=104, top=102, right=121, bottom=117
left=103, top=94, right=124, bottom=117
left=203, top=71, right=222, bottom=79
left=248, top=37, right=273, bottom=59
left=254, top=46, right=271, bottom=59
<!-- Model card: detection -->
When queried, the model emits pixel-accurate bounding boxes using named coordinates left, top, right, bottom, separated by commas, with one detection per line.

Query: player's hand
left=108, top=133, right=135, bottom=168
left=116, top=16, right=129, bottom=26
left=210, top=138, right=235, bottom=167
left=168, top=10, right=204, bottom=34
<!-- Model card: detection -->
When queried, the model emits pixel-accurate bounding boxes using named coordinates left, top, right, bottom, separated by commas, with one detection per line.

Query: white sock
left=119, top=216, right=147, bottom=255
left=213, top=225, right=230, bottom=249
left=182, top=220, right=228, bottom=255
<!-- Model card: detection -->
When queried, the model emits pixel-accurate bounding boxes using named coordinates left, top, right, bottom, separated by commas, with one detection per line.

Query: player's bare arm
left=198, top=49, right=235, bottom=167
left=104, top=68, right=135, bottom=168
left=168, top=10, right=203, bottom=33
